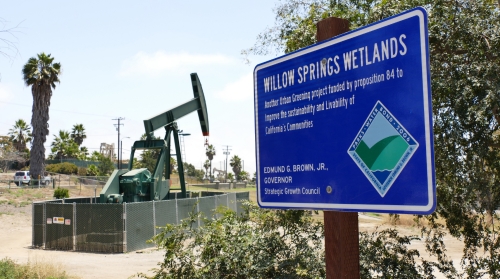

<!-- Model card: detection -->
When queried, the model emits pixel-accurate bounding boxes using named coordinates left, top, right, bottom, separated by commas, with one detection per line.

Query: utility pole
left=222, top=145, right=231, bottom=182
left=113, top=117, right=124, bottom=169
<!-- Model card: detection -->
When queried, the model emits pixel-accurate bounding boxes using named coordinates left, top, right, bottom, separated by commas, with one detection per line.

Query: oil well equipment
left=100, top=73, right=209, bottom=203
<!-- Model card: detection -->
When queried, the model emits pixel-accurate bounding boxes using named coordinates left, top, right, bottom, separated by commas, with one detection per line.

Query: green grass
left=13, top=189, right=25, bottom=198
left=19, top=201, right=31, bottom=207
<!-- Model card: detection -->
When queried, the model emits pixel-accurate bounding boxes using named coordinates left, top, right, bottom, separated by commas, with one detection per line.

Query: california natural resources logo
left=348, top=101, right=419, bottom=197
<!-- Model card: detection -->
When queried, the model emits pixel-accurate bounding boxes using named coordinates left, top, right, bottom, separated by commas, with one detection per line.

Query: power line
left=0, top=100, right=117, bottom=118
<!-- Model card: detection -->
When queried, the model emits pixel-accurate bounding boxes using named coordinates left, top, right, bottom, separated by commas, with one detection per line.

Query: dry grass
left=0, top=256, right=80, bottom=279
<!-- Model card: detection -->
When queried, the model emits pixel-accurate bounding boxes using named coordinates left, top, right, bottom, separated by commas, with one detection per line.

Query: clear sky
left=0, top=0, right=281, bottom=176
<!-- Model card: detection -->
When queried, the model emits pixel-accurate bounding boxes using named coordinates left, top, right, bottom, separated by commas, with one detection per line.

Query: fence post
left=73, top=202, right=76, bottom=251
left=197, top=198, right=200, bottom=227
left=43, top=202, right=46, bottom=249
left=153, top=200, right=156, bottom=235
left=175, top=199, right=178, bottom=224
left=32, top=203, right=35, bottom=248
left=123, top=202, right=127, bottom=253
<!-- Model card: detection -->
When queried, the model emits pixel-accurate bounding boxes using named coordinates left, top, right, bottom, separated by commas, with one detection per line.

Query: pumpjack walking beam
left=129, top=73, right=209, bottom=199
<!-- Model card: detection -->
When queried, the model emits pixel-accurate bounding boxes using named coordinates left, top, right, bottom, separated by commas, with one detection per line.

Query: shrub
left=77, top=167, right=87, bottom=176
left=141, top=202, right=326, bottom=279
left=86, top=164, right=99, bottom=176
left=141, top=203, right=456, bottom=279
left=53, top=187, right=69, bottom=199
left=46, top=162, right=78, bottom=175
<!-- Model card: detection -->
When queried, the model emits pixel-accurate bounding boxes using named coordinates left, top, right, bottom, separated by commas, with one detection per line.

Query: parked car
left=13, top=171, right=51, bottom=186
left=13, top=171, right=30, bottom=185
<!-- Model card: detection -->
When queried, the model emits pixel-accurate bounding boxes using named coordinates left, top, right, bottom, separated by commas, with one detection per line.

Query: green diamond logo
left=348, top=101, right=418, bottom=197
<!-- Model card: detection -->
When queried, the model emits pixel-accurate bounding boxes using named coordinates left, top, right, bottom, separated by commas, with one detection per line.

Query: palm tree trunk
left=30, top=84, right=51, bottom=178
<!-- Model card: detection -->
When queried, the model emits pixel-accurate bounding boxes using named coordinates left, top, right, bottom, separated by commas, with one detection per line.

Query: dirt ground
left=0, top=180, right=465, bottom=279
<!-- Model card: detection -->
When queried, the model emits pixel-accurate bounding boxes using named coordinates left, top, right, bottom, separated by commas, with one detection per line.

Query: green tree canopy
left=229, top=155, right=242, bottom=181
left=22, top=52, right=61, bottom=178
left=247, top=0, right=500, bottom=276
left=50, top=130, right=79, bottom=160
left=70, top=123, right=86, bottom=146
left=8, top=119, right=31, bottom=152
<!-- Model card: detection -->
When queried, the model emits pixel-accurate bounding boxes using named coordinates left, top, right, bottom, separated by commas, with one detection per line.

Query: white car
left=13, top=171, right=51, bottom=186
left=13, top=171, right=30, bottom=185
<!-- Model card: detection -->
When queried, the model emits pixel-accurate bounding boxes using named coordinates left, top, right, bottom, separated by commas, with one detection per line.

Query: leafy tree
left=8, top=119, right=32, bottom=152
left=227, top=172, right=234, bottom=181
left=169, top=156, right=177, bottom=174
left=89, top=151, right=102, bottom=162
left=22, top=52, right=61, bottom=178
left=205, top=144, right=216, bottom=179
left=70, top=123, right=86, bottom=146
left=183, top=162, right=204, bottom=181
left=97, top=154, right=115, bottom=176
left=247, top=0, right=500, bottom=277
left=0, top=135, right=26, bottom=172
left=229, top=155, right=242, bottom=181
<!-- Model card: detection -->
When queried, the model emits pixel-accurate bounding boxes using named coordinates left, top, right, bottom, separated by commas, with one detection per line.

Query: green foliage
left=53, top=187, right=69, bottom=199
left=24, top=52, right=61, bottom=179
left=89, top=151, right=102, bottom=162
left=238, top=170, right=250, bottom=181
left=143, top=203, right=456, bottom=279
left=0, top=257, right=71, bottom=279
left=359, top=227, right=456, bottom=278
left=229, top=155, right=242, bottom=180
left=248, top=0, right=500, bottom=276
left=8, top=119, right=32, bottom=152
left=46, top=162, right=78, bottom=174
left=97, top=155, right=115, bottom=176
left=227, top=172, right=234, bottom=181
left=183, top=162, right=204, bottom=181
left=142, top=203, right=325, bottom=279
left=49, top=130, right=81, bottom=159
left=86, top=164, right=98, bottom=176
left=77, top=167, right=87, bottom=176
left=70, top=123, right=86, bottom=146
left=0, top=257, right=23, bottom=278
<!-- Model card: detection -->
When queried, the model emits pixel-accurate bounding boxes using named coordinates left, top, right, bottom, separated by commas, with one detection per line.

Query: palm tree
left=203, top=159, right=210, bottom=179
left=78, top=146, right=89, bottom=160
left=51, top=130, right=79, bottom=160
left=22, top=52, right=61, bottom=178
left=230, top=155, right=242, bottom=181
left=205, top=144, right=216, bottom=180
left=8, top=119, right=32, bottom=152
left=71, top=123, right=86, bottom=146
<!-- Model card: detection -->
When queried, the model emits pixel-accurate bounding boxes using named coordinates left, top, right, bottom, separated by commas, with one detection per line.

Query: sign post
left=317, top=17, right=359, bottom=279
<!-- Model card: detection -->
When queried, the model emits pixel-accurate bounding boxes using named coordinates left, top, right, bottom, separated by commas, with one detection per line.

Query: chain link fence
left=32, top=191, right=250, bottom=253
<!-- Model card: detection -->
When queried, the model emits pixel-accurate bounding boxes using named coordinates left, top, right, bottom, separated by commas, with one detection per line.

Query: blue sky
left=0, top=0, right=281, bottom=176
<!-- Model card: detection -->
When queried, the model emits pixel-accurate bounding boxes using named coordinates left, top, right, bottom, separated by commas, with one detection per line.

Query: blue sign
left=254, top=7, right=435, bottom=214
